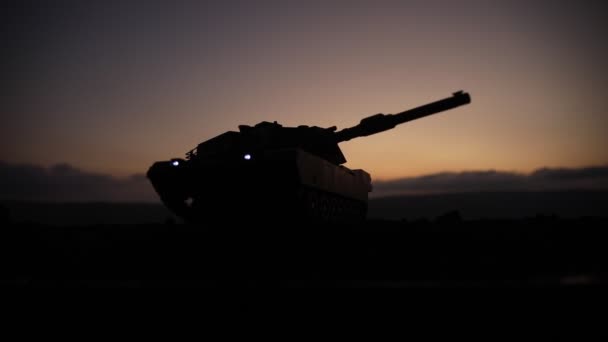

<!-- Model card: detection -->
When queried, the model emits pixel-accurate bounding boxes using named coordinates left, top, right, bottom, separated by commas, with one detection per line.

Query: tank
left=147, top=91, right=471, bottom=223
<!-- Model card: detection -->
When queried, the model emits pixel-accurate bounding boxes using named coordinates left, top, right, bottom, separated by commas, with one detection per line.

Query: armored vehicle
left=147, top=91, right=471, bottom=222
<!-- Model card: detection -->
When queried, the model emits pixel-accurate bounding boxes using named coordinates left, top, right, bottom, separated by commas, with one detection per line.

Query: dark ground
left=3, top=191, right=607, bottom=226
left=2, top=215, right=607, bottom=287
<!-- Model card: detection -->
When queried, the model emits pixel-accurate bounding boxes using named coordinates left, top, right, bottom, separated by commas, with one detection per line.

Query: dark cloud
left=530, top=166, right=608, bottom=181
left=0, top=161, right=157, bottom=202
left=372, top=166, right=608, bottom=197
left=2, top=161, right=608, bottom=202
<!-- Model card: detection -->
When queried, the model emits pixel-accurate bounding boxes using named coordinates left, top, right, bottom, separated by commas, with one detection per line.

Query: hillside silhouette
left=3, top=189, right=607, bottom=226
left=2, top=188, right=607, bottom=287
left=369, top=190, right=608, bottom=220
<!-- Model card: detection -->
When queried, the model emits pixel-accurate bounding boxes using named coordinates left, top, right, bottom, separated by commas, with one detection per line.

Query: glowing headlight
left=244, top=154, right=252, bottom=160
left=172, top=161, right=180, bottom=166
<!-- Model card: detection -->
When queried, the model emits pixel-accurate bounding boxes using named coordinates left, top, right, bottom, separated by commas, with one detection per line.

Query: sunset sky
left=4, top=0, right=608, bottom=183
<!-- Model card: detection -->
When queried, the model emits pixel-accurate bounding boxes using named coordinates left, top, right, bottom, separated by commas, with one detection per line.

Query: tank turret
left=147, top=91, right=471, bottom=223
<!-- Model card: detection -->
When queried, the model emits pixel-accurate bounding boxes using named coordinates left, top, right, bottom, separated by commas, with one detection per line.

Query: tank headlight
left=172, top=161, right=180, bottom=166
left=244, top=154, right=252, bottom=161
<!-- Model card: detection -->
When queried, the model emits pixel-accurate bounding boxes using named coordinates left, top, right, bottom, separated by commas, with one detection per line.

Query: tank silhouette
left=147, top=91, right=471, bottom=222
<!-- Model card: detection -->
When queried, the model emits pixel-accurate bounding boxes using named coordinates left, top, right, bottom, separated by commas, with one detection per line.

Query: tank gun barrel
left=335, top=91, right=471, bottom=142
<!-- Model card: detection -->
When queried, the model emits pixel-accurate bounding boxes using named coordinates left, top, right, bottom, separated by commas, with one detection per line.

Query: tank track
left=297, top=186, right=367, bottom=223
left=161, top=186, right=366, bottom=224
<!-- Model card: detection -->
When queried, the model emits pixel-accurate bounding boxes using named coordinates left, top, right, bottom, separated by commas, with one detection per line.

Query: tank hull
left=147, top=148, right=371, bottom=223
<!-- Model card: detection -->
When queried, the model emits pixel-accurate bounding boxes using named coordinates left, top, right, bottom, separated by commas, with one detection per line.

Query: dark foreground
left=1, top=216, right=607, bottom=287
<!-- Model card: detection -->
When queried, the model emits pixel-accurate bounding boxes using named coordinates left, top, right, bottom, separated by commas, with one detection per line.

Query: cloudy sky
left=1, top=161, right=606, bottom=201
left=3, top=0, right=608, bottom=201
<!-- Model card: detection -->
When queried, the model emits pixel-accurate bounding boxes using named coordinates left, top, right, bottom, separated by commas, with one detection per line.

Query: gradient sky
left=4, top=0, right=608, bottom=181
